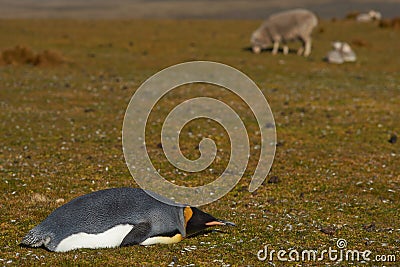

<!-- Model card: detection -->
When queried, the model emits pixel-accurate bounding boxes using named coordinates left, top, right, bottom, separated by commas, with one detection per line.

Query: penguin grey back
left=21, top=188, right=186, bottom=251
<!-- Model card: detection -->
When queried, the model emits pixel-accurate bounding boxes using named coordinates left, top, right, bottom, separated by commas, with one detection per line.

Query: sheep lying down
left=325, top=41, right=357, bottom=64
left=251, top=9, right=318, bottom=57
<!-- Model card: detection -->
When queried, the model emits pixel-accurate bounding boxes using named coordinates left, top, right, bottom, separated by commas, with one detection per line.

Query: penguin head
left=184, top=207, right=235, bottom=236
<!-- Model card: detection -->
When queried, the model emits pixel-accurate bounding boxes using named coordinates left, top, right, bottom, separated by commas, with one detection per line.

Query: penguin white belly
left=55, top=224, right=134, bottom=252
left=140, top=233, right=183, bottom=246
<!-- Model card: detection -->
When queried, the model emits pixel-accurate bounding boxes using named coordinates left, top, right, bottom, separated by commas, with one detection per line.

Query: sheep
left=251, top=9, right=318, bottom=57
left=325, top=50, right=344, bottom=64
left=325, top=41, right=356, bottom=64
left=356, top=10, right=382, bottom=22
left=333, top=42, right=356, bottom=62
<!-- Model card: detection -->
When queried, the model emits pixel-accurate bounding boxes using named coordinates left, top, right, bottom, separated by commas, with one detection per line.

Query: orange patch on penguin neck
left=184, top=206, right=193, bottom=226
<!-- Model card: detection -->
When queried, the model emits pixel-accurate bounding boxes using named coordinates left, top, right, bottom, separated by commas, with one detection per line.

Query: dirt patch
left=345, top=11, right=360, bottom=20
left=351, top=38, right=369, bottom=47
left=0, top=45, right=68, bottom=66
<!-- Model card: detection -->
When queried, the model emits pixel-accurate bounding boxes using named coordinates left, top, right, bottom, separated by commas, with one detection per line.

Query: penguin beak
left=222, top=221, right=236, bottom=227
left=205, top=220, right=236, bottom=227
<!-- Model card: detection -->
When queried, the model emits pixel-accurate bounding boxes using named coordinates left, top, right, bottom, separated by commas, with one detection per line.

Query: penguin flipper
left=120, top=222, right=152, bottom=247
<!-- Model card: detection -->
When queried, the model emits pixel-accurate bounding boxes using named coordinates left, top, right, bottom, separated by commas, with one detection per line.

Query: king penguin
left=21, top=187, right=235, bottom=252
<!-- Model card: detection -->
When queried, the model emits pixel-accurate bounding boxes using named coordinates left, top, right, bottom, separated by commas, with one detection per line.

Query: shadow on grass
left=242, top=46, right=302, bottom=55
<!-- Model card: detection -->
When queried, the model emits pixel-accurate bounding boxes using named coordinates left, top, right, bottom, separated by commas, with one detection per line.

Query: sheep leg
left=252, top=46, right=261, bottom=54
left=297, top=46, right=304, bottom=56
left=283, top=45, right=289, bottom=55
left=297, top=38, right=306, bottom=56
left=272, top=41, right=279, bottom=55
left=303, top=39, right=312, bottom=57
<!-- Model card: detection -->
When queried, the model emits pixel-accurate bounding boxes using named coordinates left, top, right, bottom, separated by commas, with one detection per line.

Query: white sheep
left=356, top=10, right=382, bottom=22
left=251, top=9, right=318, bottom=57
left=325, top=41, right=356, bottom=64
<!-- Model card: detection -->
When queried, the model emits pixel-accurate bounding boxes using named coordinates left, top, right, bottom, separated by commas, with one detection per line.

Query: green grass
left=0, top=19, right=399, bottom=266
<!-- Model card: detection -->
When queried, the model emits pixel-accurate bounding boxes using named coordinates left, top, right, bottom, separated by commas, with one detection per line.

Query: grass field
left=0, top=19, right=399, bottom=266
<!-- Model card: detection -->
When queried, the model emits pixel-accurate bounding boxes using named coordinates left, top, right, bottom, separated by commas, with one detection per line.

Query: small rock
left=276, top=141, right=284, bottom=147
left=168, top=256, right=178, bottom=266
left=56, top=198, right=65, bottom=204
left=320, top=226, right=336, bottom=235
left=268, top=176, right=280, bottom=184
left=389, top=134, right=397, bottom=144
left=84, top=108, right=94, bottom=113
left=265, top=122, right=275, bottom=129
left=363, top=222, right=376, bottom=232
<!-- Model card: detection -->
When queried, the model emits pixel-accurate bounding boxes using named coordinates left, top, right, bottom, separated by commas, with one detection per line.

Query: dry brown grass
left=0, top=45, right=35, bottom=65
left=351, top=38, right=369, bottom=47
left=345, top=11, right=360, bottom=20
left=379, top=17, right=400, bottom=29
left=0, top=45, right=67, bottom=66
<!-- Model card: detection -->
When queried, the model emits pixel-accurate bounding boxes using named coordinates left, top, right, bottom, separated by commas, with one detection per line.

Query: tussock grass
left=0, top=45, right=67, bottom=66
